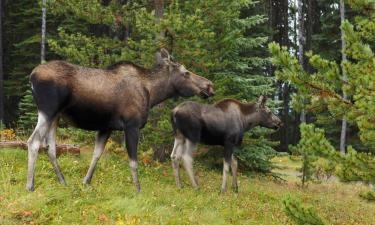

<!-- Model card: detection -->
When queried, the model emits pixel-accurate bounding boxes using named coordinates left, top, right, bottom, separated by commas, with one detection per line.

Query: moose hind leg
left=221, top=158, right=231, bottom=193
left=182, top=139, right=198, bottom=188
left=46, top=118, right=66, bottom=185
left=231, top=155, right=238, bottom=193
left=83, top=130, right=111, bottom=184
left=26, top=111, right=51, bottom=191
left=171, top=136, right=185, bottom=188
left=125, top=127, right=141, bottom=192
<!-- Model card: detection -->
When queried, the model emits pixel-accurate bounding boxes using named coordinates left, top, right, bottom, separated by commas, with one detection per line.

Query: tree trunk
left=298, top=0, right=306, bottom=123
left=41, top=0, right=47, bottom=63
left=0, top=0, right=4, bottom=126
left=154, top=0, right=164, bottom=40
left=339, top=0, right=347, bottom=155
left=152, top=0, right=166, bottom=162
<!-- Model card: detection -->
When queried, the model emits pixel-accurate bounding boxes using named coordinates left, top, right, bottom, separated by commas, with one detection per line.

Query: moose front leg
left=125, top=127, right=141, bottom=192
left=221, top=143, right=234, bottom=193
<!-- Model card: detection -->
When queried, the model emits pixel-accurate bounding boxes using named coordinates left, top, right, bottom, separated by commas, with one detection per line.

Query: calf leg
left=125, top=127, right=141, bottom=192
left=231, top=155, right=238, bottom=193
left=221, top=158, right=231, bottom=193
left=83, top=130, right=111, bottom=184
left=26, top=112, right=52, bottom=191
left=170, top=136, right=185, bottom=188
left=182, top=139, right=198, bottom=188
left=46, top=118, right=66, bottom=185
left=221, top=144, right=234, bottom=193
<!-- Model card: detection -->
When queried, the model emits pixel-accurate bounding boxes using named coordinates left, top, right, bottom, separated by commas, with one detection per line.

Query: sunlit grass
left=0, top=149, right=374, bottom=224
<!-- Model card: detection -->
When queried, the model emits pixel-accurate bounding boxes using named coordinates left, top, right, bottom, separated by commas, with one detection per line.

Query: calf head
left=256, top=96, right=283, bottom=129
left=156, top=49, right=214, bottom=98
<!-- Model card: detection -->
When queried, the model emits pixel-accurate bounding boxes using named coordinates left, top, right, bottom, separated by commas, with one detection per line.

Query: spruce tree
left=48, top=0, right=277, bottom=170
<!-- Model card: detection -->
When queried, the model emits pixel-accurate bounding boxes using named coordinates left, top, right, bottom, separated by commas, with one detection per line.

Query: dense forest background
left=0, top=1, right=375, bottom=223
left=0, top=0, right=371, bottom=156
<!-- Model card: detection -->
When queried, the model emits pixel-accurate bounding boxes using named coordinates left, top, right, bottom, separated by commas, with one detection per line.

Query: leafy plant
left=283, top=195, right=326, bottom=225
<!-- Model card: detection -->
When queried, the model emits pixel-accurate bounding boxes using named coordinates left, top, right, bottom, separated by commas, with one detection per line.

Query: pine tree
left=3, top=0, right=41, bottom=125
left=269, top=0, right=375, bottom=189
left=290, top=123, right=337, bottom=186
left=17, top=89, right=37, bottom=132
left=48, top=0, right=277, bottom=170
left=0, top=0, right=4, bottom=127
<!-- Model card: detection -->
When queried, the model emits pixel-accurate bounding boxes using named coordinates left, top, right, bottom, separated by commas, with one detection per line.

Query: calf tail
left=171, top=110, right=178, bottom=136
left=170, top=108, right=200, bottom=144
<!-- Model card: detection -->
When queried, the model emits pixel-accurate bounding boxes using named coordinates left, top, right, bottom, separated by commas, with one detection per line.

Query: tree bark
left=41, top=0, right=47, bottom=63
left=154, top=0, right=164, bottom=40
left=339, top=0, right=347, bottom=155
left=0, top=0, right=4, bottom=126
left=152, top=0, right=166, bottom=162
left=298, top=0, right=306, bottom=123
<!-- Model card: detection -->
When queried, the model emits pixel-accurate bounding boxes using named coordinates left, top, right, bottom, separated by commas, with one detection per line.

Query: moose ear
left=156, top=48, right=171, bottom=66
left=257, top=95, right=267, bottom=108
left=160, top=48, right=170, bottom=60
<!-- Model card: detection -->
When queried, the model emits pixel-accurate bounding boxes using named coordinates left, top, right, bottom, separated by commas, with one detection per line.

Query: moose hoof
left=82, top=179, right=91, bottom=185
left=26, top=185, right=35, bottom=192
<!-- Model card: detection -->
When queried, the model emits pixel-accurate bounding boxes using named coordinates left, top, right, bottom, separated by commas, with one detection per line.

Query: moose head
left=256, top=96, right=283, bottom=129
left=156, top=48, right=215, bottom=98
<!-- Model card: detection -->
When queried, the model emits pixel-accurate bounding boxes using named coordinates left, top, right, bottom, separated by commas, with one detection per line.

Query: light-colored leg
left=46, top=118, right=66, bottom=185
left=231, top=155, right=238, bottom=193
left=26, top=112, right=51, bottom=191
left=170, top=136, right=185, bottom=188
left=83, top=130, right=111, bottom=184
left=182, top=139, right=198, bottom=188
left=125, top=127, right=141, bottom=192
left=221, top=158, right=231, bottom=193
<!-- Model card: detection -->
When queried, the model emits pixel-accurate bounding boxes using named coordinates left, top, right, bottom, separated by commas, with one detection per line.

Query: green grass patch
left=0, top=149, right=374, bottom=224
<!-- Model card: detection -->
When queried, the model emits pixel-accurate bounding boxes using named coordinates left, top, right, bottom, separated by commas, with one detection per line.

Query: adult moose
left=26, top=49, right=214, bottom=192
left=170, top=96, right=282, bottom=193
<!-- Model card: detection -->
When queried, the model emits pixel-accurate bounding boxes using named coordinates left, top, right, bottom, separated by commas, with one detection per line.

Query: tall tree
left=0, top=0, right=4, bottom=126
left=298, top=0, right=306, bottom=123
left=154, top=0, right=164, bottom=40
left=41, top=0, right=47, bottom=63
left=339, top=0, right=347, bottom=155
left=269, top=0, right=375, bottom=152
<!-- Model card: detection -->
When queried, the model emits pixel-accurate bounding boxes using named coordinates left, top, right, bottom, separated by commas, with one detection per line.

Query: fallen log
left=0, top=141, right=80, bottom=156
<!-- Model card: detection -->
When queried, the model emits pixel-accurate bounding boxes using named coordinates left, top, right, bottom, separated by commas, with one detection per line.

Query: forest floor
left=0, top=148, right=374, bottom=225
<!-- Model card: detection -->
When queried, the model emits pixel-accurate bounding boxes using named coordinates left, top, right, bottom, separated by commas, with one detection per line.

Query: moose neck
left=241, top=103, right=261, bottom=130
left=146, top=68, right=176, bottom=107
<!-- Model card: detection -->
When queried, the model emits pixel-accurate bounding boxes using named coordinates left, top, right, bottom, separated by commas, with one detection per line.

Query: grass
left=0, top=148, right=374, bottom=225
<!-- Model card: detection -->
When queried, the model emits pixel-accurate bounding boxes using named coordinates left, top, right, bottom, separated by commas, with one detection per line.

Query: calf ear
left=161, top=48, right=171, bottom=60
left=257, top=95, right=267, bottom=108
left=156, top=48, right=171, bottom=66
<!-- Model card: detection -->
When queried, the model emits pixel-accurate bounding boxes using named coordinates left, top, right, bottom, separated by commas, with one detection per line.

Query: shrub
left=359, top=190, right=375, bottom=202
left=283, top=195, right=326, bottom=225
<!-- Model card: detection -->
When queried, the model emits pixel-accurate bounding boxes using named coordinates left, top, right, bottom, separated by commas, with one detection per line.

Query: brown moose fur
left=26, top=49, right=214, bottom=192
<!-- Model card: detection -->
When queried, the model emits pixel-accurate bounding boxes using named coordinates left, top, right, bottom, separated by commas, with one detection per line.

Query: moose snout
left=207, top=84, right=215, bottom=96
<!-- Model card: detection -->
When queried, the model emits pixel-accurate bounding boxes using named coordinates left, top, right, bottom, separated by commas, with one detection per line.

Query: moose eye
left=183, top=71, right=190, bottom=77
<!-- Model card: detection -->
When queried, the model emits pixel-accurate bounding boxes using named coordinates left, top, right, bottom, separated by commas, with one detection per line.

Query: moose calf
left=170, top=96, right=282, bottom=192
